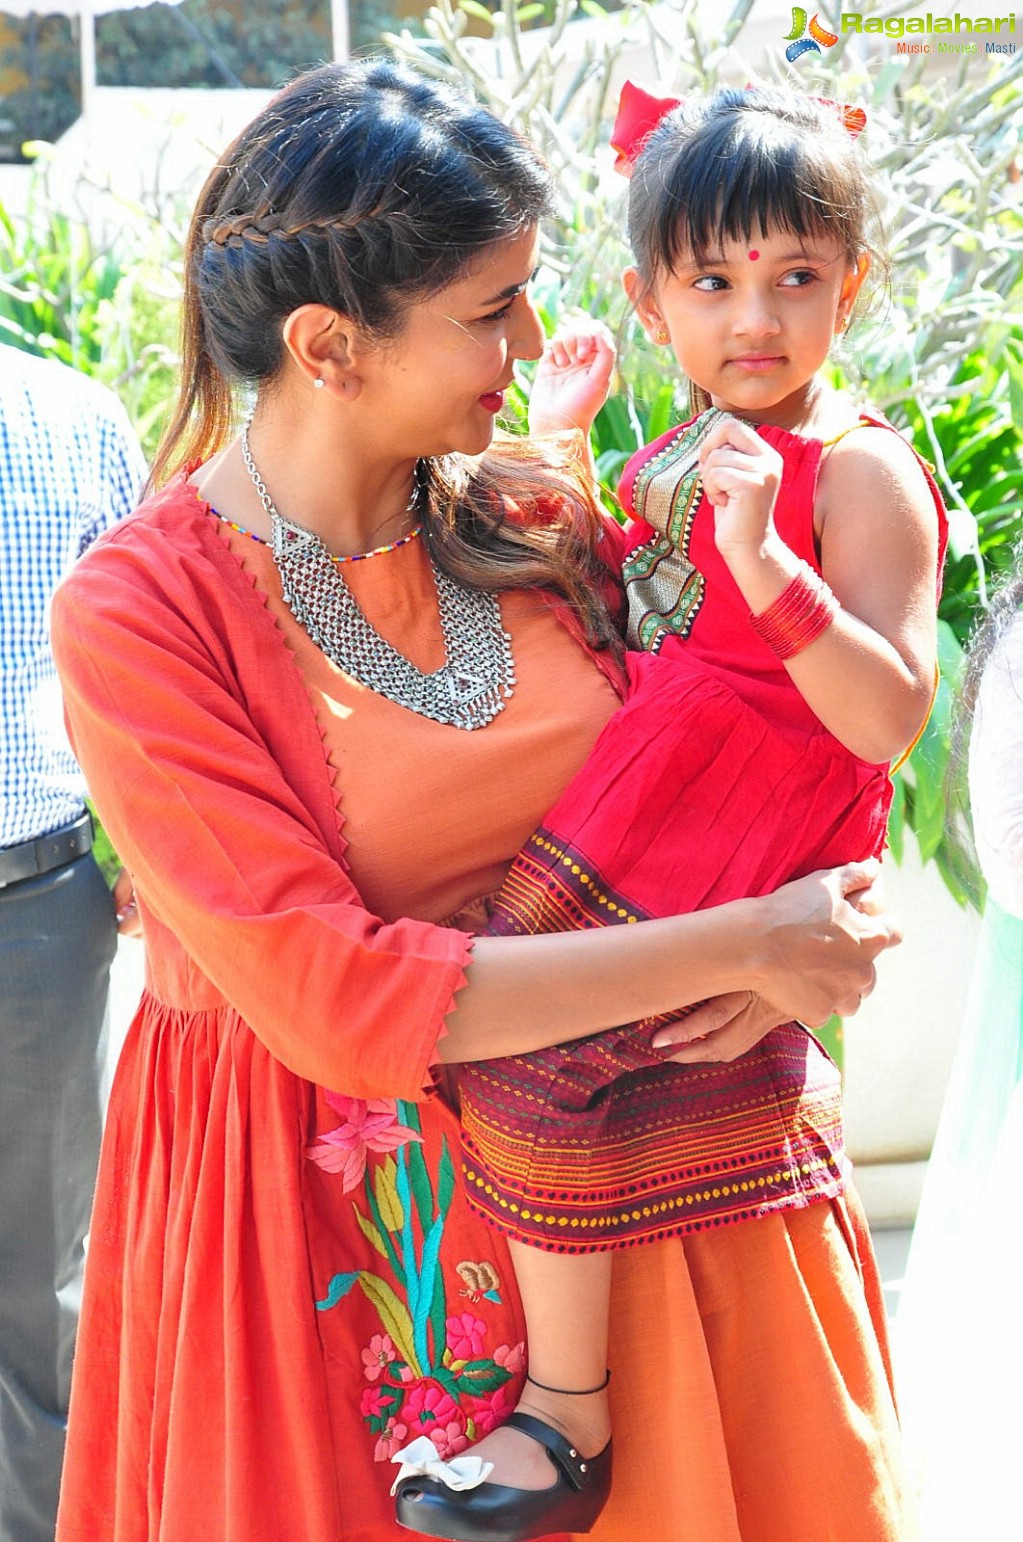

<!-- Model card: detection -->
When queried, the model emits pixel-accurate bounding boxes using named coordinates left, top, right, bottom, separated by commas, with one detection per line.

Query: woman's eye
left=479, top=302, right=514, bottom=324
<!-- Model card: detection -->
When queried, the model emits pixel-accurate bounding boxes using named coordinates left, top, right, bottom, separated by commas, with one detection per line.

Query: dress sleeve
left=51, top=530, right=472, bottom=1100
left=969, top=615, right=1023, bottom=918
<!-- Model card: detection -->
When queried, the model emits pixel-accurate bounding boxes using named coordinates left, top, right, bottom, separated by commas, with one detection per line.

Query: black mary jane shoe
left=393, top=1411, right=612, bottom=1542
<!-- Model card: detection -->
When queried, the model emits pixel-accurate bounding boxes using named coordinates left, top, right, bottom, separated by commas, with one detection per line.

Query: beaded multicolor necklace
left=213, top=510, right=424, bottom=564
left=237, top=424, right=516, bottom=731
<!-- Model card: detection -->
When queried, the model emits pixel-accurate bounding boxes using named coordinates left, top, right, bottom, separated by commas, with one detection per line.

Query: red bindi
left=748, top=249, right=760, bottom=261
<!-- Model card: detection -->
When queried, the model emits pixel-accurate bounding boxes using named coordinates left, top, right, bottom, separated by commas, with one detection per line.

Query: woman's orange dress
left=51, top=476, right=913, bottom=1542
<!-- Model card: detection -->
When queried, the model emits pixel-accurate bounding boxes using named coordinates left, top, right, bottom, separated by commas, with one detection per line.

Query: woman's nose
left=512, top=293, right=546, bottom=361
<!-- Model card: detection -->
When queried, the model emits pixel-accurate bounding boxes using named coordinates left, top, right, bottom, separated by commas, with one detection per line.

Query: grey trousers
left=0, top=852, right=115, bottom=1542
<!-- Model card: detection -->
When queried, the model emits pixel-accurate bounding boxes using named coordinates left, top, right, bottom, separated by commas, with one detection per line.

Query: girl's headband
left=610, top=80, right=867, bottom=178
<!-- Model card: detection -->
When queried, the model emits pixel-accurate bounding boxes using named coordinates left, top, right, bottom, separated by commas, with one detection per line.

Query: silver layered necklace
left=240, top=424, right=516, bottom=731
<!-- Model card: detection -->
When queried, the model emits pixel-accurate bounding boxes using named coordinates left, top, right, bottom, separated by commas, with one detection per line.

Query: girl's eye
left=780, top=269, right=817, bottom=287
left=693, top=274, right=729, bottom=292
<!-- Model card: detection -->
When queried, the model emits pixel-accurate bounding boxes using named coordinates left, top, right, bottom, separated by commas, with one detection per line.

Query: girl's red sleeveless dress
left=459, top=408, right=948, bottom=1252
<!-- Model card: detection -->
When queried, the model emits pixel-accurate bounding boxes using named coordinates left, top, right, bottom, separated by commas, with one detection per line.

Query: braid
left=202, top=211, right=353, bottom=250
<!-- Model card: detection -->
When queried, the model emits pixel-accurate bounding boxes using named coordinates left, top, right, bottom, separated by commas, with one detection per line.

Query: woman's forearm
left=438, top=863, right=897, bottom=1064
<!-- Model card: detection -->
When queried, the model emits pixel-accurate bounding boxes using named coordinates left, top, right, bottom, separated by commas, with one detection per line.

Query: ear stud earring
left=655, top=328, right=669, bottom=344
left=313, top=376, right=325, bottom=389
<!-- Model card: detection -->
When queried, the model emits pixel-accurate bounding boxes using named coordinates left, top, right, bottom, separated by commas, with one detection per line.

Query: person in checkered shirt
left=0, top=342, right=144, bottom=1541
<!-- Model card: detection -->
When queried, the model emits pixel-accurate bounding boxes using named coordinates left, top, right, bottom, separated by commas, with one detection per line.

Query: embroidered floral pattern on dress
left=305, top=1091, right=424, bottom=1192
left=312, top=1099, right=523, bottom=1461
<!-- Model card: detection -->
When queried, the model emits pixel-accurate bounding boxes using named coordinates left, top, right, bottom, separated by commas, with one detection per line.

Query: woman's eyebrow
left=478, top=267, right=539, bottom=306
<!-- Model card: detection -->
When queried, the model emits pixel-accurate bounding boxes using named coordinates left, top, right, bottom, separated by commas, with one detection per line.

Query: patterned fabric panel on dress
left=459, top=649, right=884, bottom=1250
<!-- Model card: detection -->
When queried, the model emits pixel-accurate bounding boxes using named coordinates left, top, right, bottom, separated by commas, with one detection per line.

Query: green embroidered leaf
left=451, top=1360, right=514, bottom=1396
left=374, top=1156, right=405, bottom=1234
left=364, top=1170, right=403, bottom=1285
left=431, top=1365, right=462, bottom=1399
left=353, top=1206, right=389, bottom=1261
left=357, top=1273, right=420, bottom=1375
left=406, top=1130, right=437, bottom=1236
left=436, top=1136, right=456, bottom=1217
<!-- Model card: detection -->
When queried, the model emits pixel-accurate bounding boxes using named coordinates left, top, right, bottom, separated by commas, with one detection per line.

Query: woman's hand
left=656, top=991, right=790, bottom=1063
left=112, top=866, right=143, bottom=938
left=652, top=861, right=896, bottom=1058
left=527, top=319, right=616, bottom=438
left=751, top=859, right=897, bottom=1026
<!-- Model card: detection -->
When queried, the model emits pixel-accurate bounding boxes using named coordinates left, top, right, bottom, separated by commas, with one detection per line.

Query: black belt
left=0, top=811, right=94, bottom=890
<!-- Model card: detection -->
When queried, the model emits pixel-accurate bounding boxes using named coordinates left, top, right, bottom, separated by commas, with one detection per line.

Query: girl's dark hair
left=153, top=58, right=619, bottom=652
left=627, top=87, right=886, bottom=418
left=628, top=86, right=883, bottom=281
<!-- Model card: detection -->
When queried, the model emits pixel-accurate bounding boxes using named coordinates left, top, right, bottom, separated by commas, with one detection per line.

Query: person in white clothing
left=895, top=554, right=1023, bottom=1539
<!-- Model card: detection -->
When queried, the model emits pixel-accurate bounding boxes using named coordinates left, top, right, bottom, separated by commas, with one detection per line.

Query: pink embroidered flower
left=446, top=1312, right=488, bottom=1360
left=362, top=1333, right=396, bottom=1382
left=374, top=1419, right=410, bottom=1462
left=403, top=1381, right=465, bottom=1441
left=360, top=1384, right=392, bottom=1421
left=494, top=1341, right=527, bottom=1376
left=432, top=1422, right=471, bottom=1460
left=469, top=1385, right=516, bottom=1437
left=305, top=1093, right=424, bottom=1192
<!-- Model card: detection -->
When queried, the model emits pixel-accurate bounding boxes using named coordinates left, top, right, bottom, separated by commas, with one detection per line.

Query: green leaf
left=357, top=1273, right=421, bottom=1376
left=451, top=1360, right=515, bottom=1395
left=353, top=1206, right=390, bottom=1262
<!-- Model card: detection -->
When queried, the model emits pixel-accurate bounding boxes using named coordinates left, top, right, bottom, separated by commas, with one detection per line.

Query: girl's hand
left=527, top=319, right=616, bottom=438
left=697, top=414, right=784, bottom=558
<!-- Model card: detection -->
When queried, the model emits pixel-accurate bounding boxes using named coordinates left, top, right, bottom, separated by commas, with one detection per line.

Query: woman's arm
left=439, top=860, right=894, bottom=1063
left=53, top=526, right=896, bottom=1098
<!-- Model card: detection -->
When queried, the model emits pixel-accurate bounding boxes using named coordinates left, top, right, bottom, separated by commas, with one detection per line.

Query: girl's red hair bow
left=610, top=80, right=682, bottom=176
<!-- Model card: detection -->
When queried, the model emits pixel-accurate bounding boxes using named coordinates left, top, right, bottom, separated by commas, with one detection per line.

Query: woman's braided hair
left=153, top=58, right=620, bottom=653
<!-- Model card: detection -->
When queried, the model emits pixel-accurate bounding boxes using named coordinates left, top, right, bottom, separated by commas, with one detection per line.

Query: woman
left=52, top=60, right=903, bottom=1542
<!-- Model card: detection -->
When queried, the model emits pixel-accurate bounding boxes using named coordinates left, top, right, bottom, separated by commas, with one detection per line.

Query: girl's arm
left=701, top=417, right=939, bottom=765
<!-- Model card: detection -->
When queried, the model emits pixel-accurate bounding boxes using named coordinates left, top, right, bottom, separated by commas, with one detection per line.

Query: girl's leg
left=466, top=1244, right=613, bottom=1488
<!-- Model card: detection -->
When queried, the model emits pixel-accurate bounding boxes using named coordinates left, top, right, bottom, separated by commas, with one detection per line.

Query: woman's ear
left=281, top=304, right=365, bottom=399
left=836, top=254, right=870, bottom=333
left=623, top=267, right=669, bottom=345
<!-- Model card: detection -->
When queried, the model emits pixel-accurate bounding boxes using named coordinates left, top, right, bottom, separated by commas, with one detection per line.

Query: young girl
left=393, top=84, right=948, bottom=1540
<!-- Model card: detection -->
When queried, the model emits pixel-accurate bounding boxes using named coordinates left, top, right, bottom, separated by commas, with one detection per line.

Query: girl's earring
left=655, top=328, right=670, bottom=344
left=313, top=376, right=325, bottom=389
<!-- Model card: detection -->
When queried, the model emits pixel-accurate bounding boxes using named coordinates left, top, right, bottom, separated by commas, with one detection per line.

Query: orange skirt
left=595, top=1186, right=913, bottom=1542
left=57, top=998, right=911, bottom=1542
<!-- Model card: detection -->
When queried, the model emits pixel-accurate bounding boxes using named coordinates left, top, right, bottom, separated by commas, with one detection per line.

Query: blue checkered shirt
left=1, top=345, right=146, bottom=847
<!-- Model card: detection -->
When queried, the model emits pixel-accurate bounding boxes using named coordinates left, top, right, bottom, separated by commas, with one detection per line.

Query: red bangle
left=749, top=562, right=839, bottom=660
